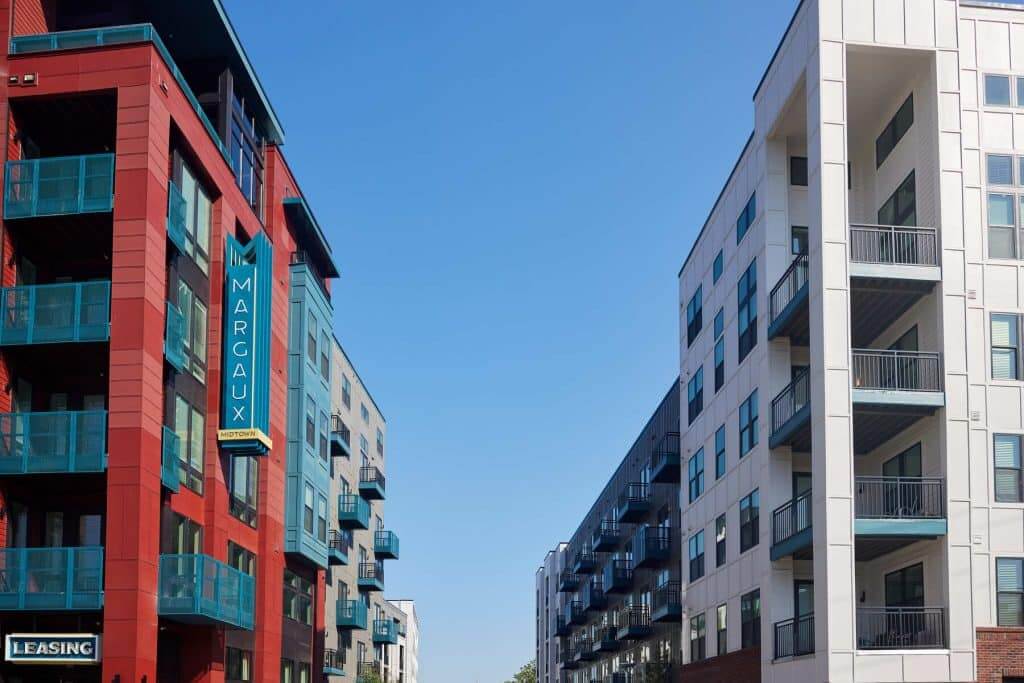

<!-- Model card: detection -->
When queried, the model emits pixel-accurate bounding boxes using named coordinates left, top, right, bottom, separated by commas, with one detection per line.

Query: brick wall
left=978, top=628, right=1024, bottom=683
left=678, top=647, right=760, bottom=683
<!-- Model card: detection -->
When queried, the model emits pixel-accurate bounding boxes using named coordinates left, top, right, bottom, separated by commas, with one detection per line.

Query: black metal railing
left=583, top=576, right=605, bottom=609
left=653, top=431, right=681, bottom=472
left=618, top=482, right=650, bottom=508
left=360, top=465, right=386, bottom=488
left=359, top=561, right=383, bottom=582
left=619, top=604, right=650, bottom=629
left=772, top=490, right=812, bottom=547
left=774, top=614, right=814, bottom=659
left=566, top=600, right=585, bottom=625
left=642, top=525, right=671, bottom=558
left=851, top=350, right=942, bottom=392
left=854, top=477, right=944, bottom=519
left=575, top=549, right=597, bottom=570
left=771, top=367, right=810, bottom=435
left=653, top=580, right=681, bottom=612
left=324, top=648, right=345, bottom=671
left=559, top=570, right=581, bottom=592
left=604, top=560, right=633, bottom=590
left=850, top=224, right=939, bottom=266
left=597, top=626, right=618, bottom=649
left=357, top=660, right=380, bottom=677
left=573, top=636, right=593, bottom=660
left=330, top=413, right=351, bottom=446
left=770, top=252, right=809, bottom=322
left=328, top=529, right=352, bottom=554
left=555, top=615, right=570, bottom=636
left=856, top=607, right=946, bottom=649
left=593, top=519, right=620, bottom=550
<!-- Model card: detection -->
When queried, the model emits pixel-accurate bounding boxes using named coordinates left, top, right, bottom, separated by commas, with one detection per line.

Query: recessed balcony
left=768, top=252, right=809, bottom=344
left=358, top=562, right=384, bottom=592
left=572, top=636, right=595, bottom=662
left=554, top=615, right=571, bottom=637
left=324, top=648, right=345, bottom=677
left=652, top=580, right=682, bottom=622
left=0, top=546, right=103, bottom=610
left=573, top=550, right=597, bottom=575
left=0, top=409, right=107, bottom=475
left=616, top=482, right=650, bottom=523
left=4, top=154, right=115, bottom=219
left=851, top=350, right=944, bottom=453
left=771, top=491, right=813, bottom=561
left=581, top=576, right=606, bottom=612
left=856, top=607, right=946, bottom=650
left=164, top=302, right=186, bottom=372
left=374, top=530, right=400, bottom=560
left=330, top=414, right=351, bottom=458
left=773, top=614, right=814, bottom=660
left=337, top=599, right=368, bottom=630
left=616, top=605, right=651, bottom=640
left=557, top=570, right=581, bottom=593
left=633, top=525, right=670, bottom=568
left=373, top=619, right=398, bottom=645
left=603, top=560, right=633, bottom=594
left=650, top=432, right=681, bottom=483
left=359, top=465, right=386, bottom=500
left=161, top=425, right=180, bottom=492
left=338, top=494, right=370, bottom=530
left=769, top=368, right=811, bottom=451
left=565, top=600, right=586, bottom=626
left=854, top=477, right=946, bottom=560
left=157, top=554, right=254, bottom=629
left=591, top=520, right=620, bottom=552
left=328, top=529, right=351, bottom=566
left=0, top=281, right=111, bottom=346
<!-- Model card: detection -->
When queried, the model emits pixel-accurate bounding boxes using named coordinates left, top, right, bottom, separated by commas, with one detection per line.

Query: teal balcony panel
left=330, top=414, right=351, bottom=458
left=358, top=562, right=384, bottom=592
left=324, top=648, right=345, bottom=677
left=0, top=546, right=103, bottom=610
left=157, top=554, right=254, bottom=630
left=0, top=281, right=111, bottom=345
left=328, top=530, right=351, bottom=566
left=372, top=619, right=398, bottom=645
left=4, top=154, right=114, bottom=219
left=337, top=599, right=368, bottom=630
left=165, top=302, right=186, bottom=372
left=166, top=182, right=188, bottom=254
left=358, top=465, right=386, bottom=501
left=0, top=410, right=106, bottom=475
left=338, top=494, right=370, bottom=530
left=374, top=530, right=399, bottom=560
left=161, top=426, right=180, bottom=492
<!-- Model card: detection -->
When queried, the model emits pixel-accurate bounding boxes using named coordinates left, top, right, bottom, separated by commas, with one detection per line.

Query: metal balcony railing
left=850, top=224, right=938, bottom=266
left=851, top=349, right=943, bottom=393
left=329, top=529, right=352, bottom=555
left=359, top=465, right=386, bottom=490
left=373, top=618, right=398, bottom=644
left=582, top=576, right=606, bottom=611
left=0, top=281, right=111, bottom=345
left=854, top=477, right=944, bottom=519
left=4, top=153, right=115, bottom=219
left=374, top=530, right=400, bottom=559
left=338, top=494, right=370, bottom=529
left=358, top=561, right=384, bottom=585
left=636, top=525, right=671, bottom=565
left=330, top=413, right=351, bottom=453
left=618, top=604, right=651, bottom=630
left=592, top=519, right=620, bottom=551
left=157, top=554, right=254, bottom=629
left=856, top=607, right=946, bottom=649
left=772, top=490, right=812, bottom=547
left=324, top=648, right=345, bottom=674
left=559, top=570, right=581, bottom=593
left=0, top=410, right=107, bottom=475
left=774, top=614, right=814, bottom=659
left=337, top=599, right=368, bottom=629
left=770, top=252, right=809, bottom=322
left=603, top=560, right=633, bottom=592
left=653, top=580, right=681, bottom=613
left=771, top=368, right=810, bottom=436
left=0, top=546, right=104, bottom=610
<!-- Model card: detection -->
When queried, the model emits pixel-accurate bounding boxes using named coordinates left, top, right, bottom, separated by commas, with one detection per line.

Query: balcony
left=854, top=477, right=946, bottom=560
left=0, top=281, right=111, bottom=345
left=856, top=607, right=946, bottom=650
left=582, top=576, right=607, bottom=612
left=633, top=525, right=670, bottom=569
left=357, top=660, right=382, bottom=682
left=559, top=648, right=578, bottom=670
left=0, top=546, right=103, bottom=610
left=330, top=414, right=351, bottom=458
left=0, top=410, right=107, bottom=475
left=594, top=626, right=620, bottom=652
left=565, top=600, right=586, bottom=626
left=652, top=581, right=682, bottom=623
left=650, top=432, right=681, bottom=483
left=324, top=648, right=345, bottom=677
left=164, top=302, right=186, bottom=372
left=603, top=560, right=633, bottom=594
left=374, top=530, right=400, bottom=560
left=4, top=154, right=114, bottom=219
left=359, top=465, right=386, bottom=500
left=616, top=605, right=651, bottom=640
left=338, top=494, right=370, bottom=530
left=774, top=614, right=814, bottom=660
left=768, top=252, right=810, bottom=344
left=373, top=619, right=398, bottom=644
left=616, top=482, right=650, bottom=523
left=851, top=350, right=944, bottom=453
left=573, top=550, right=597, bottom=575
left=591, top=522, right=620, bottom=556
left=769, top=368, right=811, bottom=451
left=336, top=599, right=368, bottom=630
left=555, top=614, right=571, bottom=637
left=558, top=570, right=581, bottom=593
left=328, top=529, right=351, bottom=566
left=358, top=562, right=384, bottom=592
left=161, top=425, right=180, bottom=492
left=573, top=636, right=595, bottom=662
left=157, top=554, right=254, bottom=629
left=771, top=491, right=813, bottom=561
left=849, top=225, right=940, bottom=346
left=166, top=181, right=188, bottom=254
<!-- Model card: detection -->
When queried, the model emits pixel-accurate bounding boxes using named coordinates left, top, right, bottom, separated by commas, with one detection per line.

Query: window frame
left=688, top=530, right=705, bottom=582
left=737, top=259, right=757, bottom=362
left=995, top=434, right=1024, bottom=503
left=713, top=250, right=723, bottom=283
left=992, top=313, right=1022, bottom=380
left=690, top=612, right=707, bottom=663
left=687, top=367, right=704, bottom=424
left=688, top=448, right=704, bottom=504
left=789, top=156, right=808, bottom=186
left=687, top=285, right=703, bottom=346
left=715, top=425, right=726, bottom=479
left=739, top=390, right=759, bottom=456
left=229, top=455, right=258, bottom=528
left=875, top=94, right=914, bottom=168
left=715, top=513, right=726, bottom=568
left=741, top=589, right=761, bottom=648
left=736, top=193, right=757, bottom=244
left=997, top=557, right=1024, bottom=626
left=739, top=489, right=760, bottom=553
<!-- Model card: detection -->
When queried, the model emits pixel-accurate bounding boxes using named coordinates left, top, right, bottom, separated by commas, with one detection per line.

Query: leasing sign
left=5, top=634, right=101, bottom=664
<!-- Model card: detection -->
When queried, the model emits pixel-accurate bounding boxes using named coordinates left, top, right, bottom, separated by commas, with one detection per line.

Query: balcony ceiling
left=849, top=277, right=935, bottom=347
left=847, top=46, right=932, bottom=147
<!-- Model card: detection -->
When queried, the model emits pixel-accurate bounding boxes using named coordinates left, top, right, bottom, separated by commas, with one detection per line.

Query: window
left=688, top=448, right=704, bottom=503
left=690, top=612, right=706, bottom=662
left=790, top=156, right=808, bottom=186
left=878, top=171, right=916, bottom=227
left=360, top=435, right=369, bottom=458
left=687, top=367, right=704, bottom=423
left=993, top=314, right=1022, bottom=379
left=687, top=286, right=703, bottom=346
left=319, top=412, right=329, bottom=462
left=317, top=495, right=328, bottom=542
left=714, top=308, right=724, bottom=339
left=717, top=604, right=728, bottom=655
left=736, top=193, right=757, bottom=244
left=995, top=434, right=1024, bottom=502
left=713, top=250, right=723, bottom=283
left=715, top=425, right=726, bottom=479
left=169, top=512, right=202, bottom=554
left=361, top=403, right=370, bottom=424
left=226, top=647, right=252, bottom=682
left=989, top=153, right=1015, bottom=186
left=998, top=558, right=1024, bottom=626
left=303, top=484, right=314, bottom=534
left=177, top=281, right=208, bottom=383
left=986, top=74, right=1015, bottom=107
left=989, top=191, right=1018, bottom=259
left=229, top=456, right=258, bottom=527
left=228, top=541, right=256, bottom=577
left=876, top=94, right=914, bottom=168
left=885, top=562, right=924, bottom=607
left=230, top=95, right=265, bottom=219
left=791, top=226, right=808, bottom=255
left=688, top=531, right=705, bottom=582
left=305, top=396, right=316, bottom=449
left=715, top=514, right=726, bottom=567
left=342, top=375, right=352, bottom=409
left=174, top=395, right=204, bottom=494
left=741, top=589, right=761, bottom=648
left=714, top=339, right=725, bottom=393
left=740, top=490, right=760, bottom=552
left=307, top=313, right=317, bottom=365
left=320, top=331, right=330, bottom=380
left=281, top=659, right=294, bottom=683
left=377, top=428, right=385, bottom=457
left=283, top=570, right=313, bottom=625
left=179, top=161, right=212, bottom=273
left=739, top=390, right=759, bottom=456
left=737, top=259, right=757, bottom=362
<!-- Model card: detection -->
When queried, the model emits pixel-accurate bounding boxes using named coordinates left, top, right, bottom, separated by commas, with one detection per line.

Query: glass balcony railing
left=554, top=615, right=570, bottom=637
left=373, top=530, right=400, bottom=560
left=582, top=576, right=606, bottom=612
left=166, top=182, right=188, bottom=254
left=157, top=554, right=254, bottom=630
left=0, top=410, right=106, bottom=475
left=603, top=560, right=633, bottom=594
left=337, top=599, right=368, bottom=630
left=856, top=607, right=945, bottom=649
left=634, top=525, right=670, bottom=568
left=4, top=154, right=114, bottom=219
left=774, top=614, right=814, bottom=659
left=164, top=302, right=186, bottom=372
left=161, top=426, right=180, bottom=492
left=338, top=494, right=370, bottom=530
left=565, top=600, right=585, bottom=626
left=372, top=619, right=398, bottom=644
left=0, top=546, right=104, bottom=610
left=0, top=281, right=111, bottom=345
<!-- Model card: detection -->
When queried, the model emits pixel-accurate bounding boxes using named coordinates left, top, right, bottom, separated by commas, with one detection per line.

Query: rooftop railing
left=850, top=224, right=938, bottom=266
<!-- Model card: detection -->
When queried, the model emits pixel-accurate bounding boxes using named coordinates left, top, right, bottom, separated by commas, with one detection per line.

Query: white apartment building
left=676, top=2, right=1024, bottom=682
left=391, top=599, right=421, bottom=683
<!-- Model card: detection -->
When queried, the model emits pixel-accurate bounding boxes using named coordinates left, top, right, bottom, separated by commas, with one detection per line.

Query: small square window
left=987, top=74, right=1012, bottom=107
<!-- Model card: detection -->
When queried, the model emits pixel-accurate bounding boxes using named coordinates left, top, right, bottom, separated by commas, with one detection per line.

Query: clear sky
left=224, top=1, right=796, bottom=680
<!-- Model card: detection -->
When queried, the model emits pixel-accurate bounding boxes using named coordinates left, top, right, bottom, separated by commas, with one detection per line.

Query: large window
left=717, top=604, right=728, bottom=655
left=230, top=456, right=258, bottom=527
left=283, top=570, right=313, bottom=625
left=230, top=95, right=265, bottom=220
left=687, top=285, right=703, bottom=346
left=878, top=171, right=916, bottom=227
left=737, top=259, right=757, bottom=362
left=169, top=512, right=202, bottom=554
left=715, top=425, right=726, bottom=479
left=993, top=314, right=1022, bottom=379
left=688, top=531, right=705, bottom=582
left=741, top=589, right=761, bottom=648
left=714, top=308, right=725, bottom=392
left=175, top=395, right=204, bottom=494
left=319, top=412, right=329, bottom=463
left=687, top=367, right=704, bottom=424
left=984, top=74, right=1024, bottom=107
left=790, top=156, right=808, bottom=186
left=179, top=161, right=212, bottom=274
left=998, top=558, right=1024, bottom=626
left=875, top=94, right=914, bottom=168
left=226, top=647, right=252, bottom=683
left=303, top=484, right=314, bottom=534
left=995, top=434, right=1024, bottom=503
left=228, top=541, right=256, bottom=577
left=307, top=313, right=318, bottom=366
left=736, top=193, right=757, bottom=244
left=740, top=489, right=759, bottom=552
left=688, top=448, right=704, bottom=503
left=739, top=390, right=759, bottom=456
left=177, top=281, right=208, bottom=384
left=715, top=514, right=726, bottom=568
left=690, top=612, right=706, bottom=662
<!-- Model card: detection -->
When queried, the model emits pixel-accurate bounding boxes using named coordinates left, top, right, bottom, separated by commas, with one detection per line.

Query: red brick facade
left=679, top=647, right=761, bottom=683
left=978, top=628, right=1024, bottom=683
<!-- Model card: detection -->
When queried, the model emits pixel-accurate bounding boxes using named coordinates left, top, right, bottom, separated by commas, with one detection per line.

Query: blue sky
left=224, top=1, right=796, bottom=680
